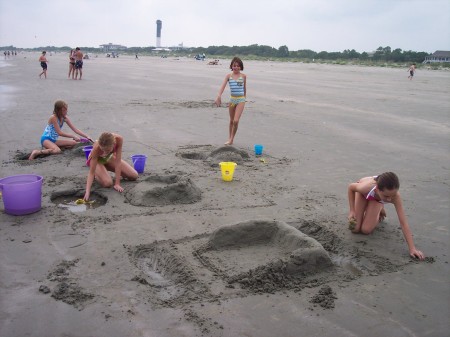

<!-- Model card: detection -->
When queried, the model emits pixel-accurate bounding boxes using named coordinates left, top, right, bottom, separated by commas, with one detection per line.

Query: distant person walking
left=214, top=57, right=247, bottom=145
left=408, top=63, right=416, bottom=80
left=68, top=49, right=76, bottom=79
left=74, top=47, right=84, bottom=80
left=39, top=51, right=48, bottom=79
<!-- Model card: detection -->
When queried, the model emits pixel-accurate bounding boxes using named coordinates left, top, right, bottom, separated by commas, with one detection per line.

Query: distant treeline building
left=100, top=43, right=127, bottom=53
left=423, top=50, right=450, bottom=63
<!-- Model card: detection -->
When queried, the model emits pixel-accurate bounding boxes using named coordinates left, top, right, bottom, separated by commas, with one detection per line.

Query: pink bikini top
left=366, top=186, right=387, bottom=204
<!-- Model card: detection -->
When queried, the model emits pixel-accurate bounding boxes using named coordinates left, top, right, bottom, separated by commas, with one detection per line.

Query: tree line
left=188, top=45, right=429, bottom=63
left=1, top=44, right=430, bottom=63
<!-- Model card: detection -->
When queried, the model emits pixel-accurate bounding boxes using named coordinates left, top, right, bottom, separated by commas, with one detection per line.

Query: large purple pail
left=0, top=174, right=43, bottom=215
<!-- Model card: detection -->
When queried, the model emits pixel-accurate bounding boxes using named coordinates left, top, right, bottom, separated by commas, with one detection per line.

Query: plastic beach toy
left=219, top=162, right=237, bottom=182
left=254, top=144, right=264, bottom=156
left=82, top=145, right=93, bottom=160
left=0, top=174, right=43, bottom=215
left=131, top=155, right=147, bottom=174
left=75, top=199, right=95, bottom=205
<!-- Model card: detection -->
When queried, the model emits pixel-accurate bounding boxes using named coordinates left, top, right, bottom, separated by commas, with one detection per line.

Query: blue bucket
left=254, top=144, right=264, bottom=156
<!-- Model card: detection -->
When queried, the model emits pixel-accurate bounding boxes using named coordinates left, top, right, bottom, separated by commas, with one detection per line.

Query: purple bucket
left=83, top=145, right=93, bottom=160
left=131, top=154, right=147, bottom=174
left=0, top=174, right=43, bottom=215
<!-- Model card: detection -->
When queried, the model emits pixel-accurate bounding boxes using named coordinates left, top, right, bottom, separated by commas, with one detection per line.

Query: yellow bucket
left=219, top=162, right=237, bottom=182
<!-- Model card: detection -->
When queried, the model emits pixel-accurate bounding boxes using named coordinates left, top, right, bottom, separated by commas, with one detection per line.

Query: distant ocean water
left=0, top=59, right=12, bottom=68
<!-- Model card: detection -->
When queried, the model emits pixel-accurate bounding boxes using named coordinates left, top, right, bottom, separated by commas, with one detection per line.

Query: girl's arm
left=113, top=135, right=124, bottom=192
left=243, top=74, right=247, bottom=97
left=393, top=194, right=425, bottom=260
left=215, top=74, right=230, bottom=107
left=84, top=146, right=99, bottom=201
left=64, top=116, right=91, bottom=140
left=347, top=182, right=358, bottom=220
left=50, top=116, right=77, bottom=139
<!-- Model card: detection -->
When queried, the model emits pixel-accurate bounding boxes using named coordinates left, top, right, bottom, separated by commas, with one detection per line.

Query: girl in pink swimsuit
left=347, top=172, right=425, bottom=260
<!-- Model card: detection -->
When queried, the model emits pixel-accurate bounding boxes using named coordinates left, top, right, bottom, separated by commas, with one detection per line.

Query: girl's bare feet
left=29, top=150, right=41, bottom=160
left=224, top=140, right=233, bottom=145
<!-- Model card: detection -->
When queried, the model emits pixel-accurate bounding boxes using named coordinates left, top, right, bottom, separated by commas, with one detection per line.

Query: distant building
left=423, top=50, right=450, bottom=63
left=156, top=20, right=162, bottom=48
left=100, top=43, right=127, bottom=53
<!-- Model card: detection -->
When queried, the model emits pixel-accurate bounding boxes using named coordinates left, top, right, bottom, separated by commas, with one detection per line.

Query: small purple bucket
left=131, top=154, right=147, bottom=174
left=82, top=145, right=93, bottom=160
left=0, top=174, right=43, bottom=215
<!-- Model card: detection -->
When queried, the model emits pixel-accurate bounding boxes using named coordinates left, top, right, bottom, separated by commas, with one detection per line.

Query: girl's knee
left=97, top=177, right=113, bottom=187
left=101, top=180, right=113, bottom=188
left=361, top=226, right=375, bottom=235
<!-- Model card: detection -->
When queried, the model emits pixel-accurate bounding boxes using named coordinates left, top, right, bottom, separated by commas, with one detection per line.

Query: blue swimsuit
left=228, top=74, right=245, bottom=106
left=40, top=118, right=64, bottom=146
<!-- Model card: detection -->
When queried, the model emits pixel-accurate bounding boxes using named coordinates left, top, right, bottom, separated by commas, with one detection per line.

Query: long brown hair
left=53, top=100, right=67, bottom=121
left=375, top=172, right=400, bottom=191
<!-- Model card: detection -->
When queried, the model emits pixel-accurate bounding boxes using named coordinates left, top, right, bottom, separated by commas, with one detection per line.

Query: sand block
left=208, top=220, right=332, bottom=275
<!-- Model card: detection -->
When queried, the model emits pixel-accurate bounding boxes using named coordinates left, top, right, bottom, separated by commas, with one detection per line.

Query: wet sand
left=0, top=52, right=449, bottom=337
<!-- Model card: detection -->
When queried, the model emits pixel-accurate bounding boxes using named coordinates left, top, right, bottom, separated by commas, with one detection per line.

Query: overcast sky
left=0, top=0, right=449, bottom=53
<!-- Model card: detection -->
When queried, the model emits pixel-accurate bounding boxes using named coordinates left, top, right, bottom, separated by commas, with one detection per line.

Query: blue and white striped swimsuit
left=228, top=75, right=245, bottom=106
left=40, top=118, right=64, bottom=146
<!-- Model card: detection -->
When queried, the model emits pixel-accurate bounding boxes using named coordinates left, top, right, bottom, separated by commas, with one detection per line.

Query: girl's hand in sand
left=379, top=208, right=386, bottom=222
left=348, top=211, right=356, bottom=222
left=214, top=96, right=221, bottom=107
left=83, top=192, right=90, bottom=202
left=113, top=184, right=124, bottom=193
left=410, top=248, right=425, bottom=260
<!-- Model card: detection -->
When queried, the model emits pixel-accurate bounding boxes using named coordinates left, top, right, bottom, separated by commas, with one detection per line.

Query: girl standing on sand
left=215, top=57, right=247, bottom=145
left=347, top=172, right=425, bottom=260
left=83, top=132, right=138, bottom=201
left=29, top=100, right=92, bottom=160
left=39, top=51, right=48, bottom=78
left=68, top=49, right=76, bottom=79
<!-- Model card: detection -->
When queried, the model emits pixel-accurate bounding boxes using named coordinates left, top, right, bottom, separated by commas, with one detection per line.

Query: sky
left=0, top=0, right=449, bottom=53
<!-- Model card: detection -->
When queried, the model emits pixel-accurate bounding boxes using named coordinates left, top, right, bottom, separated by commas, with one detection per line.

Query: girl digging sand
left=347, top=172, right=424, bottom=260
left=215, top=57, right=247, bottom=145
left=29, top=100, right=92, bottom=160
left=83, top=132, right=138, bottom=201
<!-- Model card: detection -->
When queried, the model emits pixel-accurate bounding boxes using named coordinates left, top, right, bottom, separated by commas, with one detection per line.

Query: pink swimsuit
left=366, top=186, right=387, bottom=204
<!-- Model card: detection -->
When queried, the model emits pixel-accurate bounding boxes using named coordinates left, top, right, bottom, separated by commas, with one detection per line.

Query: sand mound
left=206, top=146, right=250, bottom=166
left=204, top=220, right=332, bottom=276
left=125, top=175, right=202, bottom=206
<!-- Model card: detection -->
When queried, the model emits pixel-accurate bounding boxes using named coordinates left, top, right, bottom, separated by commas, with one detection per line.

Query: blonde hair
left=53, top=100, right=67, bottom=120
left=98, top=132, right=115, bottom=147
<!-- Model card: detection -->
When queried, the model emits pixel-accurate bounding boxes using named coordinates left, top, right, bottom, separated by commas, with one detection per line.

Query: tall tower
left=156, top=20, right=162, bottom=48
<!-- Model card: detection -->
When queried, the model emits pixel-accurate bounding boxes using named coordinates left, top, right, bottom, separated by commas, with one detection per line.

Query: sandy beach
left=0, top=52, right=449, bottom=337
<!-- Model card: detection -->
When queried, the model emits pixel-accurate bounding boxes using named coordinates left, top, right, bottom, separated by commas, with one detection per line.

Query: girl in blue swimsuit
left=215, top=57, right=247, bottom=145
left=29, top=100, right=92, bottom=160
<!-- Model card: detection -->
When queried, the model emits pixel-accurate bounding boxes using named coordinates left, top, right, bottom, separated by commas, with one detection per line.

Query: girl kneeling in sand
left=83, top=132, right=138, bottom=201
left=347, top=172, right=425, bottom=260
left=29, top=100, right=92, bottom=160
